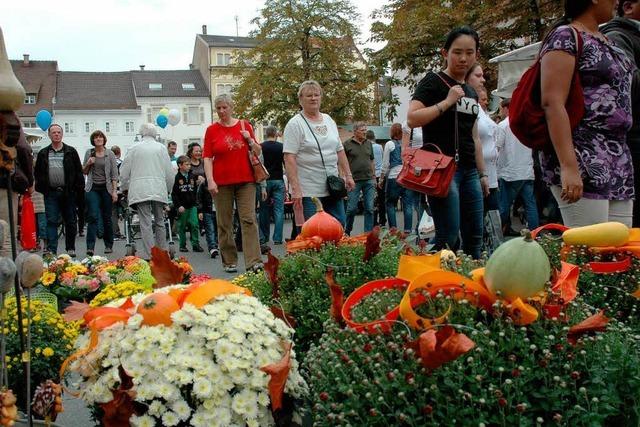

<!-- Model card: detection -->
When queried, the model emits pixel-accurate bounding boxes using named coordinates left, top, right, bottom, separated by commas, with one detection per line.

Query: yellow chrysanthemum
left=41, top=271, right=56, bottom=286
left=42, top=347, right=54, bottom=357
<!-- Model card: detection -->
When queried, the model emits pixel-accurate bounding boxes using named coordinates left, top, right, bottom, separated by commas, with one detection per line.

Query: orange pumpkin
left=300, top=197, right=344, bottom=243
left=136, top=293, right=180, bottom=326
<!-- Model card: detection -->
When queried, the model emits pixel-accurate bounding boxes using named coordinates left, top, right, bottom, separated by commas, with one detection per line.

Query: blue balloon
left=36, top=110, right=52, bottom=131
left=156, top=115, right=168, bottom=129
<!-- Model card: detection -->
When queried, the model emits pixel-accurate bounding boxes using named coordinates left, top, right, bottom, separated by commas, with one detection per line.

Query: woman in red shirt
left=203, top=93, right=263, bottom=273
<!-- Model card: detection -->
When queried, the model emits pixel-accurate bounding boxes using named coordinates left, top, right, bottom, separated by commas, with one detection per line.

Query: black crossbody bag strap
left=298, top=113, right=329, bottom=177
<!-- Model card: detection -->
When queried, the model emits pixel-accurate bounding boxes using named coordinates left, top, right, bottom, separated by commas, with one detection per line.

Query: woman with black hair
left=187, top=142, right=206, bottom=185
left=407, top=26, right=488, bottom=259
left=541, top=0, right=634, bottom=226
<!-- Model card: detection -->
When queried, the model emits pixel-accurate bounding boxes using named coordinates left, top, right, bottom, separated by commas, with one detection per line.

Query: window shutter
left=183, top=107, right=188, bottom=124
left=199, top=106, right=205, bottom=124
left=147, top=108, right=152, bottom=123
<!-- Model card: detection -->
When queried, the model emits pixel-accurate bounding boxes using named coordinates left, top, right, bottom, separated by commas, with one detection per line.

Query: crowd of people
left=2, top=0, right=638, bottom=267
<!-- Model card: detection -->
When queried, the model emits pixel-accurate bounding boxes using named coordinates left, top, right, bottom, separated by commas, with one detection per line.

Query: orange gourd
left=182, top=279, right=252, bottom=308
left=136, top=293, right=180, bottom=326
left=300, top=197, right=344, bottom=243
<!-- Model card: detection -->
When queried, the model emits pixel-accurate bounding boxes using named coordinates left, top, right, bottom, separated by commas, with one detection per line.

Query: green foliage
left=369, top=0, right=563, bottom=114
left=306, top=294, right=640, bottom=426
left=5, top=298, right=78, bottom=409
left=537, top=236, right=640, bottom=329
left=239, top=233, right=404, bottom=355
left=231, top=0, right=377, bottom=128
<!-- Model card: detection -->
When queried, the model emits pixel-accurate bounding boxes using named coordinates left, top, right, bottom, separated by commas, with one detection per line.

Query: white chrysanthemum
left=161, top=411, right=179, bottom=427
left=69, top=284, right=307, bottom=426
left=147, top=400, right=163, bottom=417
left=126, top=313, right=143, bottom=329
left=171, top=399, right=191, bottom=421
left=130, top=414, right=155, bottom=427
left=193, top=378, right=213, bottom=399
left=190, top=410, right=208, bottom=427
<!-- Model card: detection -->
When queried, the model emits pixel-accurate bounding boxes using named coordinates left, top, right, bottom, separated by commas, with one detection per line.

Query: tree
left=231, top=0, right=377, bottom=128
left=370, top=0, right=563, bottom=89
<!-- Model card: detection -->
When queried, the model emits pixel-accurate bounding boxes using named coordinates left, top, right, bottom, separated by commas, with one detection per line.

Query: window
left=148, top=83, right=162, bottom=90
left=216, top=84, right=234, bottom=96
left=64, top=122, right=75, bottom=135
left=183, top=105, right=205, bottom=125
left=22, top=119, right=36, bottom=128
left=146, top=106, right=164, bottom=123
left=24, top=93, right=37, bottom=104
left=84, top=122, right=95, bottom=134
left=124, top=121, right=135, bottom=134
left=181, top=83, right=195, bottom=91
left=105, top=121, right=116, bottom=134
left=216, top=53, right=231, bottom=66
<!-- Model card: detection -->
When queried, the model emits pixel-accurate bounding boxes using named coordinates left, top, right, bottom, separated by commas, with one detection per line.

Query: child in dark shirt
left=171, top=156, right=203, bottom=252
left=197, top=177, right=219, bottom=258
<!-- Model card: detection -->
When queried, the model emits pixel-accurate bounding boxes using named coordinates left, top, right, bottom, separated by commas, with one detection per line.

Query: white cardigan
left=120, top=137, right=174, bottom=205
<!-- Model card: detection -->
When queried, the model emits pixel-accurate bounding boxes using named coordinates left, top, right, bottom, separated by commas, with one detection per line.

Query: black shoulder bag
left=299, top=114, right=347, bottom=199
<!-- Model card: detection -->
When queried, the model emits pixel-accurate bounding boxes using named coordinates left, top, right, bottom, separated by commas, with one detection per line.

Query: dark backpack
left=509, top=26, right=584, bottom=151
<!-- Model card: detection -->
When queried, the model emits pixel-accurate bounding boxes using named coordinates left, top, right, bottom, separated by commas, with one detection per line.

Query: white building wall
left=389, top=69, right=413, bottom=125
left=50, top=110, right=141, bottom=159
left=136, top=96, right=212, bottom=156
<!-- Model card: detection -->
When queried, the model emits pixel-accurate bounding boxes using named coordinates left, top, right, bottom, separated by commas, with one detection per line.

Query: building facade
left=132, top=70, right=211, bottom=155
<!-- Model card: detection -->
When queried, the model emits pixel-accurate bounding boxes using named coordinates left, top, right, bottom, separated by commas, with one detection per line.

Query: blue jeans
left=385, top=178, right=414, bottom=233
left=498, top=179, right=539, bottom=229
left=44, top=190, right=77, bottom=253
left=345, top=179, right=376, bottom=235
left=86, top=187, right=113, bottom=250
left=427, top=168, right=484, bottom=259
left=202, top=212, right=218, bottom=251
left=302, top=196, right=346, bottom=227
left=259, top=179, right=285, bottom=244
left=36, top=212, right=47, bottom=241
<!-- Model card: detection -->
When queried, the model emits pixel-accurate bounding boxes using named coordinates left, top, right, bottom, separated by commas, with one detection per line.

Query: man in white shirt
left=496, top=99, right=539, bottom=233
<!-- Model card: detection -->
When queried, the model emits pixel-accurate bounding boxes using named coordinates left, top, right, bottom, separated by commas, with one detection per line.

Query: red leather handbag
left=509, top=25, right=584, bottom=151
left=397, top=143, right=456, bottom=197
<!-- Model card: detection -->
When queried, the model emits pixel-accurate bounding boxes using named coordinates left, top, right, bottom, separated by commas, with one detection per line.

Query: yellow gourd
left=562, top=222, right=629, bottom=247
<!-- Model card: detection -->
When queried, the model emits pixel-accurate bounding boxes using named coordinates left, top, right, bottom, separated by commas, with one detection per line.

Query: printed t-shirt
left=203, top=121, right=255, bottom=186
left=412, top=71, right=479, bottom=169
left=283, top=113, right=343, bottom=198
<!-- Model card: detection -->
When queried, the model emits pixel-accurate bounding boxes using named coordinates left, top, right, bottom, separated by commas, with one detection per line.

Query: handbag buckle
left=413, top=166, right=422, bottom=176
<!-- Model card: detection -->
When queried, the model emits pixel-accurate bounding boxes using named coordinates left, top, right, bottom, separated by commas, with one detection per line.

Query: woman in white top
left=380, top=123, right=414, bottom=233
left=466, top=64, right=500, bottom=211
left=283, top=80, right=355, bottom=225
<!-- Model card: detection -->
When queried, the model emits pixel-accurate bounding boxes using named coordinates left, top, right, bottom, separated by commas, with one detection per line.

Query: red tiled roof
left=10, top=60, right=58, bottom=118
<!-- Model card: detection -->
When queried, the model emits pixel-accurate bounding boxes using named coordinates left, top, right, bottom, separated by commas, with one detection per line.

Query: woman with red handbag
left=539, top=0, right=634, bottom=227
left=203, top=93, right=264, bottom=274
left=407, top=26, right=489, bottom=259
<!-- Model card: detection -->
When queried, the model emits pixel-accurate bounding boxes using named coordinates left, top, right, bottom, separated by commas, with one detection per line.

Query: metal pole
left=5, top=169, right=31, bottom=426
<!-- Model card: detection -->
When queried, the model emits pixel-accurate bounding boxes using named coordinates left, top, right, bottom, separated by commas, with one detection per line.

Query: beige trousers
left=213, top=183, right=262, bottom=269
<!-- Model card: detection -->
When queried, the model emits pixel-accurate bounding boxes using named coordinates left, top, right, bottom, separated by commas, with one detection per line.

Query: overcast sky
left=4, top=0, right=386, bottom=72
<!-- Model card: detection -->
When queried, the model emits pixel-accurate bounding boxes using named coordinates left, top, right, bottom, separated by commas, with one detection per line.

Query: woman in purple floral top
left=541, top=0, right=635, bottom=227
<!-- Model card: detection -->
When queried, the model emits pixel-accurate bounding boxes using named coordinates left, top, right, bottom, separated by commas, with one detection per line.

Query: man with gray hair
left=344, top=122, right=375, bottom=235
left=120, top=123, right=175, bottom=259
left=34, top=124, right=84, bottom=256
left=258, top=125, right=285, bottom=247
